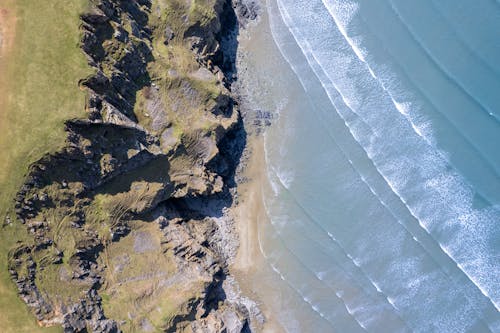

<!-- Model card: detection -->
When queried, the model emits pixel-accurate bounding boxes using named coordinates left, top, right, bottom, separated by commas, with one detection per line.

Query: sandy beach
left=229, top=6, right=280, bottom=329
left=230, top=121, right=311, bottom=332
left=229, top=5, right=297, bottom=331
left=232, top=136, right=288, bottom=333
left=233, top=138, right=266, bottom=272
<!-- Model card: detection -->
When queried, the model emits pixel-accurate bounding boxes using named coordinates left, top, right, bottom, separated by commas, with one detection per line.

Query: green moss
left=103, top=38, right=128, bottom=63
left=187, top=76, right=223, bottom=104
left=34, top=264, right=88, bottom=304
left=133, top=88, right=153, bottom=129
left=189, top=0, right=218, bottom=26
left=98, top=222, right=185, bottom=331
left=171, top=123, right=185, bottom=140
left=100, top=292, right=111, bottom=311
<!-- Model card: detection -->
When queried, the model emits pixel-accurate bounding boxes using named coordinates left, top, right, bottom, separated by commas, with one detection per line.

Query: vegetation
left=0, top=0, right=92, bottom=331
left=189, top=0, right=218, bottom=27
left=97, top=221, right=188, bottom=331
left=132, top=0, right=228, bottom=146
left=0, top=0, right=231, bottom=330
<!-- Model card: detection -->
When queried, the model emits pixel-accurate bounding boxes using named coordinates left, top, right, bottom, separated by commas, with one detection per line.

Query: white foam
left=274, top=97, right=289, bottom=117
left=266, top=3, right=500, bottom=333
left=353, top=258, right=361, bottom=268
left=320, top=0, right=500, bottom=169
left=327, top=231, right=337, bottom=241
left=268, top=4, right=500, bottom=333
left=276, top=0, right=500, bottom=313
left=317, top=271, right=327, bottom=280
left=275, top=166, right=294, bottom=189
left=262, top=179, right=406, bottom=331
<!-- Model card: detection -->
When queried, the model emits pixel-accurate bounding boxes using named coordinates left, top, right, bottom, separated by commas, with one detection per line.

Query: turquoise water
left=256, top=0, right=500, bottom=331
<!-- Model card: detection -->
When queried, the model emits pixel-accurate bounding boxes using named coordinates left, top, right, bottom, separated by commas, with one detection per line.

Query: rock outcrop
left=7, top=0, right=260, bottom=332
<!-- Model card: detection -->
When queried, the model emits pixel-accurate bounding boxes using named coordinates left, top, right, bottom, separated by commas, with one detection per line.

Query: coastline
left=3, top=0, right=270, bottom=331
left=230, top=2, right=345, bottom=329
left=231, top=137, right=287, bottom=333
left=229, top=4, right=293, bottom=331
left=0, top=0, right=288, bottom=331
left=232, top=137, right=265, bottom=273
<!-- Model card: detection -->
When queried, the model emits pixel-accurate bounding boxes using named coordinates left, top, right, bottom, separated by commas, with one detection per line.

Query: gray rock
left=164, top=26, right=175, bottom=45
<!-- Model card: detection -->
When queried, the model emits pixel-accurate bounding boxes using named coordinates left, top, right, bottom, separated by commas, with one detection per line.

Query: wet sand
left=233, top=138, right=266, bottom=272
left=232, top=137, right=287, bottom=333
left=230, top=6, right=295, bottom=331
left=229, top=7, right=285, bottom=326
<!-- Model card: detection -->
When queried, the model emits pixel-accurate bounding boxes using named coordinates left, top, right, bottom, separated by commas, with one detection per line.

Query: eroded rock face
left=8, top=0, right=257, bottom=332
left=233, top=0, right=260, bottom=27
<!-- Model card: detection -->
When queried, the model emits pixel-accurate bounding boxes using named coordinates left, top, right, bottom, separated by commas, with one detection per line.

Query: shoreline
left=228, top=2, right=336, bottom=328
left=232, top=136, right=265, bottom=273
left=229, top=4, right=291, bottom=331
left=231, top=136, right=287, bottom=333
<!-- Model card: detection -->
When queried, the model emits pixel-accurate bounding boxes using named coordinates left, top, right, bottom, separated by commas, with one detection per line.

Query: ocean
left=239, top=0, right=500, bottom=332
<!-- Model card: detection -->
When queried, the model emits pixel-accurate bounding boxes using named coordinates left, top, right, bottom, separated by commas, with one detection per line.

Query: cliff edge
left=6, top=0, right=260, bottom=332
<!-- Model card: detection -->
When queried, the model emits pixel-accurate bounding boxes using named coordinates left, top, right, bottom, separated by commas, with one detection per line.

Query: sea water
left=243, top=0, right=500, bottom=332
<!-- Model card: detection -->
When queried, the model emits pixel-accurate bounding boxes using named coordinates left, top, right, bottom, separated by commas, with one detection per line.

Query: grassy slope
left=0, top=0, right=92, bottom=331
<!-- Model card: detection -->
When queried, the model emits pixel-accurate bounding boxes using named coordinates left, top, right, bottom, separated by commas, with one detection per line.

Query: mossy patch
left=189, top=0, right=219, bottom=27
left=97, top=222, right=202, bottom=331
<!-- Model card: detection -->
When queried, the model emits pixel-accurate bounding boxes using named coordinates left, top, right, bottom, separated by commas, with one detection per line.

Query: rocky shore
left=6, top=0, right=262, bottom=332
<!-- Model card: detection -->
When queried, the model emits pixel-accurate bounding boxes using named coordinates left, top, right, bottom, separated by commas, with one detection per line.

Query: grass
left=152, top=0, right=231, bottom=133
left=0, top=0, right=92, bottom=331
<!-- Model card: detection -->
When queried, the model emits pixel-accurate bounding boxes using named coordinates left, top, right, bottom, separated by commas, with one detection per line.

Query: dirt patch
left=0, top=4, right=17, bottom=121
left=133, top=230, right=160, bottom=253
left=0, top=7, right=16, bottom=60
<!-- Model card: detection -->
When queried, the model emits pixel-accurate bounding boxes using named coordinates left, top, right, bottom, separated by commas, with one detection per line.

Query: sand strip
left=231, top=136, right=289, bottom=333
left=233, top=137, right=267, bottom=272
left=229, top=8, right=291, bottom=329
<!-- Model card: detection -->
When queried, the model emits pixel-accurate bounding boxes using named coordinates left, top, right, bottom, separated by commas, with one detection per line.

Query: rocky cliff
left=7, top=0, right=259, bottom=332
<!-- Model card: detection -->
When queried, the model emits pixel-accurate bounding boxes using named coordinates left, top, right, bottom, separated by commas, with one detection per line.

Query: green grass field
left=0, top=0, right=92, bottom=331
